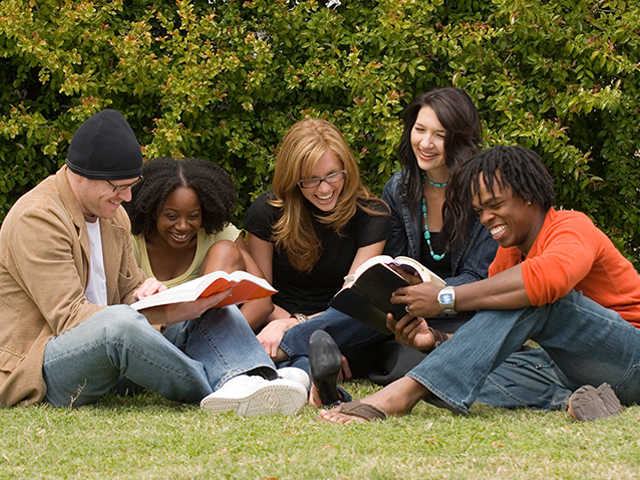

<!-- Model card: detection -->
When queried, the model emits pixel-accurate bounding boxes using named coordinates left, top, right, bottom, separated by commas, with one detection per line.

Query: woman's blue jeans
left=278, top=307, right=388, bottom=375
left=409, top=290, right=640, bottom=414
left=43, top=305, right=276, bottom=407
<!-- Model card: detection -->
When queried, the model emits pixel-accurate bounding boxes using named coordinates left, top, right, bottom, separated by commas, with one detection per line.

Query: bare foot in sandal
left=318, top=376, right=429, bottom=423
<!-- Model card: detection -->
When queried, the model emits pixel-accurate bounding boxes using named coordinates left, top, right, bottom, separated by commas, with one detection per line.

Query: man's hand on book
left=390, top=281, right=443, bottom=318
left=385, top=313, right=436, bottom=351
left=134, top=277, right=168, bottom=301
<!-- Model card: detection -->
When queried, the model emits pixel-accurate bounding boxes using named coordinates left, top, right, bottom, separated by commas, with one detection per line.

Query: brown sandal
left=334, top=400, right=388, bottom=421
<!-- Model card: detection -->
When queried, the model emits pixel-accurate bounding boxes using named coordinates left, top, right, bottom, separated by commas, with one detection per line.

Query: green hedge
left=1, top=0, right=639, bottom=264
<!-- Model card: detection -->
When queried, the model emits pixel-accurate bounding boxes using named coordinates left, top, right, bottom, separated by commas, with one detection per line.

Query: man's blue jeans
left=409, top=290, right=640, bottom=414
left=475, top=348, right=571, bottom=410
left=43, top=305, right=276, bottom=407
left=280, top=307, right=571, bottom=410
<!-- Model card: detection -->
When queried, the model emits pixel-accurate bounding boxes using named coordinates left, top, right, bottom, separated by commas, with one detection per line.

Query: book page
left=131, top=270, right=275, bottom=311
left=352, top=254, right=446, bottom=287
left=132, top=272, right=225, bottom=310
left=389, top=256, right=446, bottom=286
left=353, top=255, right=395, bottom=278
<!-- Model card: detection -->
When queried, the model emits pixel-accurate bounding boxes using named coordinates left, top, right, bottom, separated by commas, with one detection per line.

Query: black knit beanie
left=66, top=109, right=143, bottom=180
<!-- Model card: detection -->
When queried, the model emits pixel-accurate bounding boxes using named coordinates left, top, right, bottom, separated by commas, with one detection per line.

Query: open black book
left=328, top=255, right=446, bottom=335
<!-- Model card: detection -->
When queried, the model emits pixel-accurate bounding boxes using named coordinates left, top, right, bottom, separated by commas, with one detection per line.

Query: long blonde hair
left=269, top=118, right=386, bottom=273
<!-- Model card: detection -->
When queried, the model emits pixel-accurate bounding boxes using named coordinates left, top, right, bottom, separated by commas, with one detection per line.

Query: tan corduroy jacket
left=0, top=166, right=166, bottom=406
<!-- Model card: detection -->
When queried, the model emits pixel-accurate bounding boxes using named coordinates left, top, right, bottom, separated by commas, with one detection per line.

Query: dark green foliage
left=1, top=0, right=639, bottom=265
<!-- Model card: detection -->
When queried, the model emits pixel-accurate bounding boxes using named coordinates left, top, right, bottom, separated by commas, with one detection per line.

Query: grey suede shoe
left=568, top=383, right=623, bottom=421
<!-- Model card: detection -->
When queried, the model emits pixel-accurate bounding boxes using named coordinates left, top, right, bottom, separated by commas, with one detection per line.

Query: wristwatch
left=437, top=286, right=457, bottom=314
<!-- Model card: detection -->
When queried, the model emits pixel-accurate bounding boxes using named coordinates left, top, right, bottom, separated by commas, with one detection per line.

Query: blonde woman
left=244, top=118, right=390, bottom=404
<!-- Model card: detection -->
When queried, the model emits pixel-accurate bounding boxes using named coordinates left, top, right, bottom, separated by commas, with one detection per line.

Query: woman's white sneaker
left=200, top=375, right=307, bottom=416
left=277, top=367, right=311, bottom=391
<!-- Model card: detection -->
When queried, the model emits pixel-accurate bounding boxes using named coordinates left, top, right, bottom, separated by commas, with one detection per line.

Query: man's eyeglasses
left=298, top=170, right=346, bottom=189
left=106, top=176, right=143, bottom=193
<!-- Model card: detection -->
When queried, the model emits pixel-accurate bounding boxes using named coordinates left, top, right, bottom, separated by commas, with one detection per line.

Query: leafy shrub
left=1, top=0, right=639, bottom=264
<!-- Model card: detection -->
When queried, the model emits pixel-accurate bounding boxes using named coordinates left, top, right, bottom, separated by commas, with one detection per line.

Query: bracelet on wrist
left=290, top=313, right=308, bottom=324
left=420, top=327, right=450, bottom=353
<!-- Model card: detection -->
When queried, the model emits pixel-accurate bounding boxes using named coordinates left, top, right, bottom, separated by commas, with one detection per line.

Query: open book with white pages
left=131, top=270, right=276, bottom=311
left=328, top=255, right=445, bottom=334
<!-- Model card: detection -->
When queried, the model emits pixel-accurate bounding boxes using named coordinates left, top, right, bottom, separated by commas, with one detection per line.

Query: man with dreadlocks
left=320, top=145, right=640, bottom=423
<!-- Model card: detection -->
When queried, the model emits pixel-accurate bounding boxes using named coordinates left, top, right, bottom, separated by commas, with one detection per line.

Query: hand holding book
left=329, top=255, right=445, bottom=335
left=389, top=280, right=449, bottom=321
left=386, top=263, right=425, bottom=286
left=131, top=270, right=276, bottom=311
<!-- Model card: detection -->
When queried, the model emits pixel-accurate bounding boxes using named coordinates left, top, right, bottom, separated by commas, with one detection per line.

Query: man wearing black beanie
left=0, top=110, right=307, bottom=414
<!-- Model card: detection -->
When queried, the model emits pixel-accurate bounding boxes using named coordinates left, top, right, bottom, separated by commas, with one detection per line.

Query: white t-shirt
left=85, top=220, right=108, bottom=306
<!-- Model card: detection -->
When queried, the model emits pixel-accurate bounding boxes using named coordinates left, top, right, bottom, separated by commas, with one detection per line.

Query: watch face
left=440, top=293, right=454, bottom=304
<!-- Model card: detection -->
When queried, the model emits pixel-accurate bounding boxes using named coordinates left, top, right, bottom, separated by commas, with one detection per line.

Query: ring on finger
left=405, top=305, right=413, bottom=317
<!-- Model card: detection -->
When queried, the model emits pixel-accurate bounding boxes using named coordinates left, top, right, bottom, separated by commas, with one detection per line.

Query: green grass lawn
left=1, top=381, right=639, bottom=480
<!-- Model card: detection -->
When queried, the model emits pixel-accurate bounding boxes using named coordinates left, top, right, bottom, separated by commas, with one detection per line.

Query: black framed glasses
left=298, top=170, right=346, bottom=189
left=106, top=176, right=143, bottom=193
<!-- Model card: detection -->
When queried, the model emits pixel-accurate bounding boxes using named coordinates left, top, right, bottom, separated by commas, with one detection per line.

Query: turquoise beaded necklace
left=421, top=171, right=447, bottom=261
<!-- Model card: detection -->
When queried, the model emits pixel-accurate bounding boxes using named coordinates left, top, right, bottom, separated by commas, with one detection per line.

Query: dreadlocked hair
left=125, top=157, right=238, bottom=236
left=269, top=118, right=388, bottom=273
left=442, top=145, right=555, bottom=250
left=398, top=87, right=482, bottom=216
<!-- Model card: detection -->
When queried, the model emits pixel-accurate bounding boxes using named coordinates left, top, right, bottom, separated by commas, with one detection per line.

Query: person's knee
left=96, top=305, right=152, bottom=340
left=200, top=240, right=245, bottom=274
left=197, top=306, right=256, bottom=342
left=200, top=305, right=246, bottom=327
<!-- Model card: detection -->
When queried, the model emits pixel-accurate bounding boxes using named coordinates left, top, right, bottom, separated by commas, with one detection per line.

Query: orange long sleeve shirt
left=489, top=208, right=640, bottom=328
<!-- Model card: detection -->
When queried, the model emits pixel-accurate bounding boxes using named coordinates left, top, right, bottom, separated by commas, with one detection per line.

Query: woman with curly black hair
left=125, top=157, right=272, bottom=326
left=125, top=157, right=312, bottom=413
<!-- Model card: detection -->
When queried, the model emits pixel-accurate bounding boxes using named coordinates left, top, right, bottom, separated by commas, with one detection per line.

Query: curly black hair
left=443, top=145, right=555, bottom=250
left=125, top=157, right=238, bottom=236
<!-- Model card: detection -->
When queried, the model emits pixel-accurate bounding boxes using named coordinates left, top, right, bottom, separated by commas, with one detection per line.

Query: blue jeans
left=476, top=348, right=571, bottom=410
left=408, top=290, right=640, bottom=414
left=280, top=309, right=571, bottom=410
left=278, top=307, right=388, bottom=374
left=43, top=305, right=276, bottom=407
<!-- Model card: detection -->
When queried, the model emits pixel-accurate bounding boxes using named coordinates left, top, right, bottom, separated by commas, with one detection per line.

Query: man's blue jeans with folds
left=409, top=290, right=640, bottom=414
left=279, top=307, right=573, bottom=410
left=43, top=305, right=276, bottom=406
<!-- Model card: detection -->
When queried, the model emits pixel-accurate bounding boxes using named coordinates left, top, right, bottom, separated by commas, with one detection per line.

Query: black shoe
left=309, top=330, right=342, bottom=406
